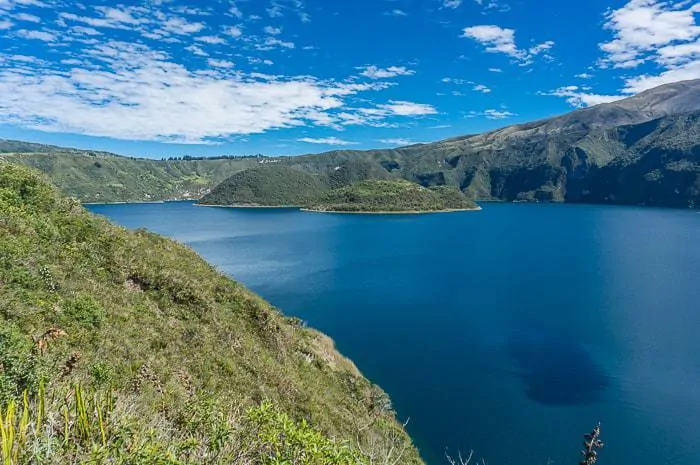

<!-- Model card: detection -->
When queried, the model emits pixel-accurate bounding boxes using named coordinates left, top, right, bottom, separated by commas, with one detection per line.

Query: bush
left=0, top=327, right=41, bottom=406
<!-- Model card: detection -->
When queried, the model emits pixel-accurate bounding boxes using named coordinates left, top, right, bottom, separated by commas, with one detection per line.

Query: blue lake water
left=87, top=202, right=700, bottom=465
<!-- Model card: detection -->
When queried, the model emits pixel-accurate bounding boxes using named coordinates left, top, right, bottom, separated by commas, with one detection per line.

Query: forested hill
left=0, top=162, right=423, bottom=464
left=3, top=79, right=700, bottom=208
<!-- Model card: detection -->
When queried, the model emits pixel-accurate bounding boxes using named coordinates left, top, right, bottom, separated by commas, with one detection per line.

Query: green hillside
left=0, top=163, right=422, bottom=464
left=307, top=179, right=478, bottom=213
left=0, top=151, right=263, bottom=203
left=198, top=165, right=327, bottom=206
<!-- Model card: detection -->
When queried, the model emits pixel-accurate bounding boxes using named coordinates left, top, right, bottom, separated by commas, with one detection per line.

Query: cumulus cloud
left=376, top=100, right=438, bottom=116
left=385, top=9, right=408, bottom=17
left=207, top=58, right=235, bottom=68
left=359, top=66, right=414, bottom=79
left=598, top=0, right=700, bottom=93
left=0, top=0, right=438, bottom=144
left=549, top=0, right=700, bottom=108
left=297, top=137, right=357, bottom=145
left=462, top=25, right=553, bottom=64
left=473, top=84, right=491, bottom=93
left=541, top=86, right=624, bottom=107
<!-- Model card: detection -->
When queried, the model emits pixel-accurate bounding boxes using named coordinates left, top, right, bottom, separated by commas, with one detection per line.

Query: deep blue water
left=87, top=202, right=700, bottom=465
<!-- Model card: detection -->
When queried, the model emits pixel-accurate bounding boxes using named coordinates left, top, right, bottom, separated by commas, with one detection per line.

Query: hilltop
left=2, top=79, right=700, bottom=208
left=0, top=163, right=423, bottom=464
left=198, top=165, right=327, bottom=206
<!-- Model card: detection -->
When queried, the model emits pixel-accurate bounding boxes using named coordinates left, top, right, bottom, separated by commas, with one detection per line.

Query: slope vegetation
left=0, top=151, right=261, bottom=203
left=0, top=163, right=422, bottom=464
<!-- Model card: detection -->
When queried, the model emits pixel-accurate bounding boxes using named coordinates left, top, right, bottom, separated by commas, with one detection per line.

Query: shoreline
left=194, top=203, right=302, bottom=209
left=300, top=206, right=482, bottom=215
left=83, top=200, right=168, bottom=205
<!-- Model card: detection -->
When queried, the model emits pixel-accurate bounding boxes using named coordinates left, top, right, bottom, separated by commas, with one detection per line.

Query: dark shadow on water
left=508, top=333, right=609, bottom=406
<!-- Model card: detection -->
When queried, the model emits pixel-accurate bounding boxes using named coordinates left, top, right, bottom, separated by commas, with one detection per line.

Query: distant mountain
left=2, top=79, right=699, bottom=208
left=279, top=79, right=700, bottom=208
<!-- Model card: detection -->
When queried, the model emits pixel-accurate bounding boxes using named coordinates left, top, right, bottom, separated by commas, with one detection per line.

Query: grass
left=0, top=163, right=423, bottom=464
left=0, top=384, right=372, bottom=464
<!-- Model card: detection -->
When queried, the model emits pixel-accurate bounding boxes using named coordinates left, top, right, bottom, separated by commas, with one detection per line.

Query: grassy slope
left=199, top=165, right=328, bottom=206
left=309, top=179, right=477, bottom=212
left=0, top=163, right=423, bottom=464
left=0, top=152, right=261, bottom=203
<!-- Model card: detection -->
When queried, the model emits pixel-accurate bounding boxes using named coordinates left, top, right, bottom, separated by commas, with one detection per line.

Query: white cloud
left=13, top=12, right=40, bottom=22
left=541, top=86, right=624, bottom=107
left=256, top=37, right=295, bottom=50
left=468, top=109, right=516, bottom=119
left=385, top=9, right=408, bottom=16
left=15, top=29, right=56, bottom=41
left=0, top=39, right=428, bottom=143
left=377, top=100, right=438, bottom=116
left=442, top=0, right=462, bottom=8
left=575, top=73, right=593, bottom=79
left=379, top=138, right=416, bottom=146
left=298, top=137, right=357, bottom=145
left=185, top=45, right=208, bottom=56
left=359, top=65, right=414, bottom=79
left=0, top=20, right=13, bottom=30
left=600, top=0, right=700, bottom=68
left=263, top=26, right=281, bottom=35
left=196, top=35, right=226, bottom=44
left=208, top=58, right=235, bottom=68
left=473, top=84, right=491, bottom=93
left=488, top=67, right=502, bottom=72
left=223, top=25, right=242, bottom=37
left=462, top=25, right=553, bottom=64
left=596, top=0, right=700, bottom=93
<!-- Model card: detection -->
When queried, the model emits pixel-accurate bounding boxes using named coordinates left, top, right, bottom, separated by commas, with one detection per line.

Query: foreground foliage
left=0, top=163, right=422, bottom=464
left=0, top=384, right=370, bottom=464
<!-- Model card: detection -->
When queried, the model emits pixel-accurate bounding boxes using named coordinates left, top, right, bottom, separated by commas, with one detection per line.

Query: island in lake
left=197, top=166, right=479, bottom=213
left=304, top=179, right=479, bottom=213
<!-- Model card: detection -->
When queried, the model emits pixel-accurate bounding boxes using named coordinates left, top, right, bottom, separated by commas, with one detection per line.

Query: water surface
left=88, top=202, right=700, bottom=465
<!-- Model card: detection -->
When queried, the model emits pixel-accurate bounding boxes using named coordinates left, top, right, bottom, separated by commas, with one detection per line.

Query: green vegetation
left=307, top=179, right=478, bottom=213
left=0, top=151, right=262, bottom=203
left=198, top=165, right=327, bottom=206
left=0, top=163, right=422, bottom=464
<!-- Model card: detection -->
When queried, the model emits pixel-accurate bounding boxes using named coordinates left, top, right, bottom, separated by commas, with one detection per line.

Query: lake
left=87, top=201, right=700, bottom=465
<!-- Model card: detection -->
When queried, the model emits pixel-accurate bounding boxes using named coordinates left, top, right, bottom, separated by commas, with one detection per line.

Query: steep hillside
left=0, top=163, right=423, bottom=464
left=0, top=151, right=264, bottom=202
left=199, top=165, right=328, bottom=206
left=307, top=179, right=478, bottom=213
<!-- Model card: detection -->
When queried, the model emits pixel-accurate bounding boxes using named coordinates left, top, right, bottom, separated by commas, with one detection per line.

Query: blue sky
left=0, top=0, right=698, bottom=158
